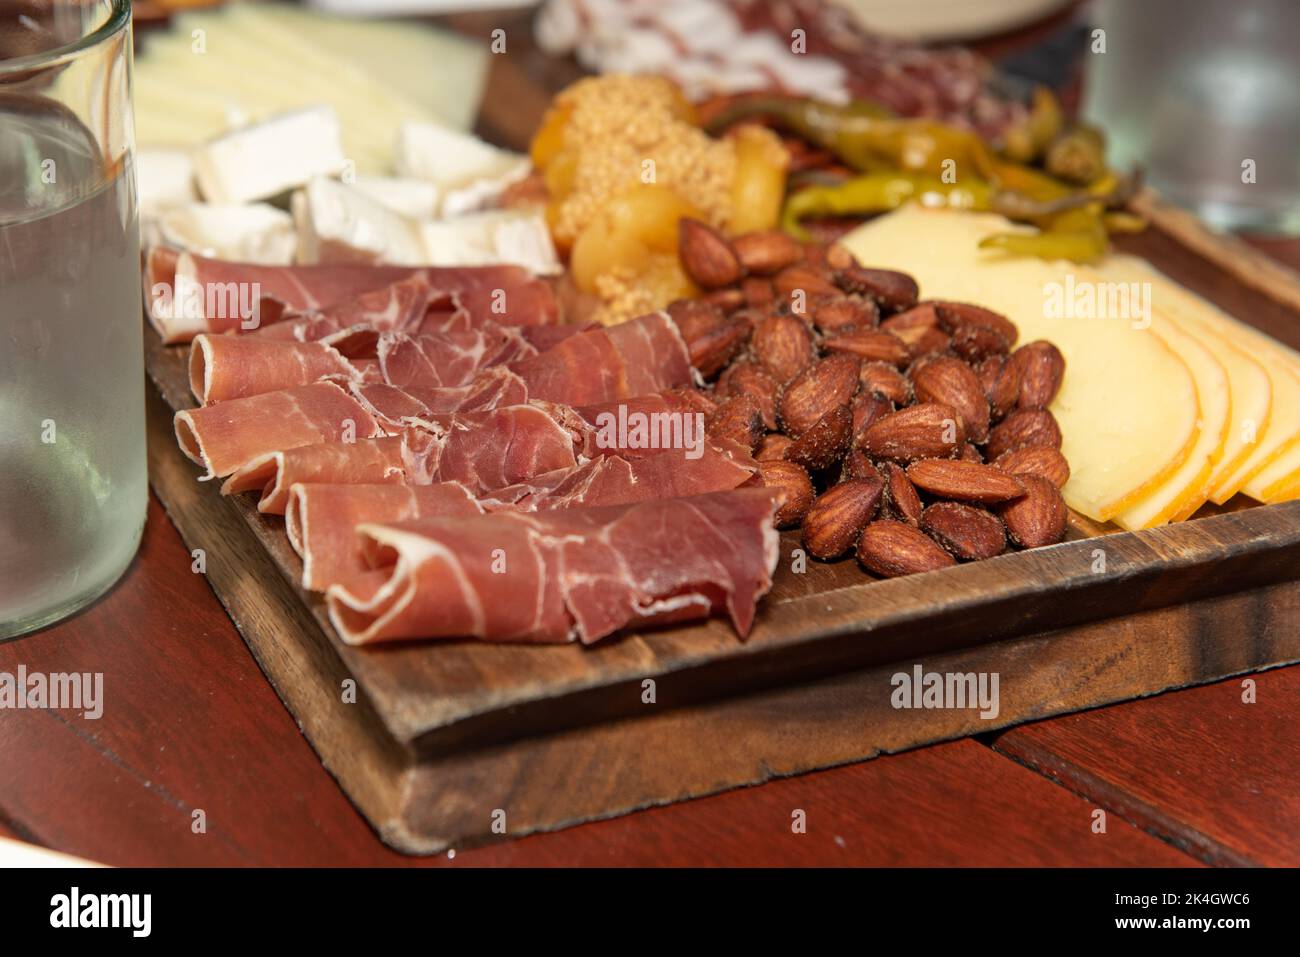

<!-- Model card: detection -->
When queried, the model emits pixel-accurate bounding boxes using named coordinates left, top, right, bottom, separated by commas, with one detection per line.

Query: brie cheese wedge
left=156, top=203, right=297, bottom=265
left=292, top=176, right=426, bottom=265
left=394, top=121, right=530, bottom=217
left=193, top=106, right=347, bottom=205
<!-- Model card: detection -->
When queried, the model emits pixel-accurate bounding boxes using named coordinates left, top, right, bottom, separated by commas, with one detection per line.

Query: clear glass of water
left=1082, top=0, right=1300, bottom=234
left=1, top=0, right=146, bottom=638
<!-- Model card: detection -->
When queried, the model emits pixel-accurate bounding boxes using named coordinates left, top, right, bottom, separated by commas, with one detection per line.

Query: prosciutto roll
left=326, top=488, right=781, bottom=645
left=145, top=248, right=559, bottom=343
left=286, top=483, right=483, bottom=595
left=174, top=382, right=384, bottom=479
left=221, top=435, right=409, bottom=513
left=189, top=335, right=363, bottom=404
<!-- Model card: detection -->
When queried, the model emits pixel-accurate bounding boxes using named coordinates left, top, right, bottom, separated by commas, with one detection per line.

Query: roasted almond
left=841, top=448, right=880, bottom=482
left=812, top=295, right=879, bottom=334
left=985, top=408, right=1062, bottom=461
left=905, top=326, right=953, bottom=359
left=1007, top=340, right=1066, bottom=410
left=751, top=314, right=814, bottom=384
left=921, top=502, right=1007, bottom=561
left=705, top=394, right=764, bottom=454
left=933, top=301, right=1019, bottom=347
left=717, top=361, right=779, bottom=431
left=951, top=323, right=1011, bottom=362
left=678, top=218, right=743, bottom=289
left=822, top=328, right=910, bottom=367
left=756, top=432, right=795, bottom=462
left=773, top=263, right=840, bottom=301
left=906, top=459, right=1026, bottom=503
left=851, top=391, right=894, bottom=447
left=881, top=462, right=923, bottom=524
left=861, top=402, right=966, bottom=464
left=825, top=242, right=855, bottom=271
left=835, top=266, right=919, bottom=312
left=860, top=362, right=912, bottom=405
left=959, top=443, right=984, bottom=463
left=993, top=445, right=1071, bottom=489
left=910, top=355, right=990, bottom=443
left=857, top=520, right=956, bottom=577
left=779, top=354, right=861, bottom=437
left=802, top=477, right=884, bottom=559
left=701, top=287, right=746, bottom=313
left=997, top=474, right=1068, bottom=548
left=688, top=315, right=750, bottom=379
left=784, top=404, right=852, bottom=472
left=733, top=230, right=803, bottom=275
left=741, top=276, right=776, bottom=310
left=758, top=459, right=815, bottom=529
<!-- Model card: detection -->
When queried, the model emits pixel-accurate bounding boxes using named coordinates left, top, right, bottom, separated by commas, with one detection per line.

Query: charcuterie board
left=140, top=17, right=1300, bottom=853
left=144, top=198, right=1300, bottom=851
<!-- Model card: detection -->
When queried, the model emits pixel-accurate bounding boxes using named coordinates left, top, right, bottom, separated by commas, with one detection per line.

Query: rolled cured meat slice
left=377, top=324, right=538, bottom=389
left=327, top=488, right=780, bottom=645
left=174, top=382, right=384, bottom=479
left=144, top=248, right=559, bottom=343
left=350, top=369, right=529, bottom=424
left=286, top=483, right=483, bottom=595
left=508, top=311, right=692, bottom=405
left=481, top=444, right=758, bottom=511
left=221, top=435, right=408, bottom=513
left=189, top=335, right=361, bottom=404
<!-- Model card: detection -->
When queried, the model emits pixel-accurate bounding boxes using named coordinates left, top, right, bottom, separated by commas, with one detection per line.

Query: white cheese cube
left=136, top=148, right=198, bottom=215
left=393, top=120, right=530, bottom=216
left=350, top=176, right=441, bottom=220
left=192, top=106, right=347, bottom=205
left=418, top=210, right=560, bottom=275
left=292, top=176, right=426, bottom=265
left=156, top=203, right=297, bottom=265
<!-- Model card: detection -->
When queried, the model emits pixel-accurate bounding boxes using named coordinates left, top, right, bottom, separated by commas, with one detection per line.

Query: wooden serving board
left=144, top=204, right=1300, bottom=852
left=141, top=17, right=1300, bottom=851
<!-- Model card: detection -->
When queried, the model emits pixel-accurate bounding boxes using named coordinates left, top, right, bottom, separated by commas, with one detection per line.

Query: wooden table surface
left=3, top=5, right=1298, bottom=868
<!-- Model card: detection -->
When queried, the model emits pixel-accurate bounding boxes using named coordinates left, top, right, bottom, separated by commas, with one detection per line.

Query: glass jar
left=0, top=0, right=145, bottom=638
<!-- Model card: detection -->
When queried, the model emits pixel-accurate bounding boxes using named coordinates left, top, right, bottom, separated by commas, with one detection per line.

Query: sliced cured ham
left=350, top=368, right=530, bottom=424
left=221, top=435, right=409, bottom=513
left=377, top=324, right=537, bottom=389
left=190, top=335, right=360, bottom=404
left=482, top=445, right=757, bottom=511
left=286, top=483, right=483, bottom=595
left=174, top=382, right=384, bottom=479
left=508, top=311, right=692, bottom=405
left=406, top=404, right=582, bottom=492
left=145, top=248, right=560, bottom=343
left=327, top=488, right=780, bottom=645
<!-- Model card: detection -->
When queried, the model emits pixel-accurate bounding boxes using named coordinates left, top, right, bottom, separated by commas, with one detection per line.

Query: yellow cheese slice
left=1103, top=256, right=1300, bottom=504
left=1110, top=300, right=1229, bottom=529
left=1261, top=466, right=1300, bottom=503
left=841, top=206, right=1199, bottom=522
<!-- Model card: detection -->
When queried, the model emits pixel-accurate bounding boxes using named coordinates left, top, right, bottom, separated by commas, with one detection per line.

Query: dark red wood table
left=3, top=7, right=1298, bottom=868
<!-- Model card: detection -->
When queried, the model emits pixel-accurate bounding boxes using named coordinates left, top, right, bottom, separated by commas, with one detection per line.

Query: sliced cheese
left=292, top=177, right=426, bottom=266
left=1109, top=297, right=1229, bottom=529
left=1103, top=255, right=1300, bottom=504
left=394, top=121, right=530, bottom=216
left=156, top=203, right=297, bottom=265
left=192, top=107, right=347, bottom=205
left=841, top=206, right=1200, bottom=522
left=419, top=210, right=561, bottom=275
left=1241, top=366, right=1300, bottom=503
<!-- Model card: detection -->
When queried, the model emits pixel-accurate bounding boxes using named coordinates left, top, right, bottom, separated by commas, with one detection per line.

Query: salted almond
left=742, top=276, right=775, bottom=310
left=678, top=218, right=743, bottom=289
left=997, top=474, right=1068, bottom=548
left=717, top=361, right=779, bottom=431
left=834, top=266, right=918, bottom=312
left=1007, top=340, right=1066, bottom=410
left=851, top=391, right=894, bottom=447
left=784, top=404, right=852, bottom=472
left=882, top=462, right=923, bottom=524
left=779, top=354, right=861, bottom=437
left=933, top=301, right=1019, bottom=347
left=994, top=445, right=1071, bottom=489
left=705, top=394, right=764, bottom=453
left=733, top=230, right=803, bottom=275
left=822, top=328, right=910, bottom=367
left=860, top=362, right=912, bottom=405
left=860, top=402, right=966, bottom=464
left=985, top=408, right=1062, bottom=461
left=812, top=296, right=879, bottom=334
left=906, top=459, right=1026, bottom=503
left=841, top=448, right=880, bottom=482
left=751, top=314, right=814, bottom=384
left=773, top=263, right=840, bottom=300
left=702, top=287, right=746, bottom=313
left=802, top=476, right=885, bottom=559
left=857, top=520, right=956, bottom=577
left=756, top=432, right=795, bottom=462
left=921, top=502, right=1007, bottom=561
left=758, top=459, right=815, bottom=529
left=959, top=443, right=984, bottom=463
left=910, top=355, right=990, bottom=443
left=951, top=323, right=1011, bottom=362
